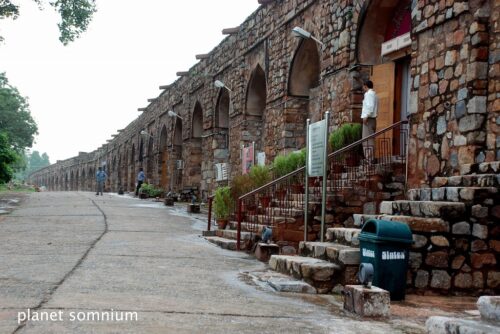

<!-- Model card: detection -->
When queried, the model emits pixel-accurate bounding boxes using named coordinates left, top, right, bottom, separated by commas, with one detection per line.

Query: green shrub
left=139, top=183, right=163, bottom=198
left=249, top=165, right=271, bottom=188
left=272, top=149, right=306, bottom=178
left=213, top=186, right=232, bottom=220
left=230, top=173, right=253, bottom=199
left=329, top=123, right=362, bottom=151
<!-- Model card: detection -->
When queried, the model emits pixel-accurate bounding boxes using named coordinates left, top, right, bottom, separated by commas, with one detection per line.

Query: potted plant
left=329, top=123, right=362, bottom=168
left=248, top=165, right=272, bottom=209
left=213, top=186, right=232, bottom=230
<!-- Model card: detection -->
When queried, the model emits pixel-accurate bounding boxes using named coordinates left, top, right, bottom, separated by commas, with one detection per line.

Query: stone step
left=263, top=206, right=303, bottom=217
left=432, top=173, right=500, bottom=188
left=380, top=200, right=466, bottom=218
left=326, top=227, right=361, bottom=246
left=252, top=215, right=297, bottom=225
left=205, top=236, right=237, bottom=251
left=407, top=187, right=498, bottom=202
left=216, top=229, right=253, bottom=241
left=353, top=214, right=450, bottom=233
left=269, top=255, right=340, bottom=293
left=426, top=316, right=500, bottom=334
left=477, top=296, right=500, bottom=323
left=298, top=241, right=360, bottom=266
left=228, top=221, right=267, bottom=233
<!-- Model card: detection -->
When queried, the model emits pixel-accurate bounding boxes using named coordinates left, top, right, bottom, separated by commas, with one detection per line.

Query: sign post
left=307, top=112, right=329, bottom=242
left=304, top=118, right=310, bottom=242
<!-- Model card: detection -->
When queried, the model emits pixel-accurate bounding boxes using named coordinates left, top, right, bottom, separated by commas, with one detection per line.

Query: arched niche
left=288, top=38, right=320, bottom=97
left=246, top=64, right=267, bottom=117
left=215, top=89, right=230, bottom=129
left=357, top=0, right=411, bottom=65
left=192, top=102, right=203, bottom=138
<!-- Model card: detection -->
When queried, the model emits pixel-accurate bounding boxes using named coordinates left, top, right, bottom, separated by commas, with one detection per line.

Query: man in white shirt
left=361, top=80, right=378, bottom=160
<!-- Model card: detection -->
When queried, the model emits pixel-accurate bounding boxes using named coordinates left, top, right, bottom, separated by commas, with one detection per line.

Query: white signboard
left=257, top=152, right=266, bottom=166
left=307, top=119, right=327, bottom=177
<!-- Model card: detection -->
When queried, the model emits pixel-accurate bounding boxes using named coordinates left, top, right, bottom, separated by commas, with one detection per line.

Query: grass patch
left=0, top=182, right=36, bottom=193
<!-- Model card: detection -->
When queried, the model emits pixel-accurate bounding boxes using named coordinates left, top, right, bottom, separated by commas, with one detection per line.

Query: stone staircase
left=353, top=163, right=499, bottom=294
left=267, top=227, right=361, bottom=293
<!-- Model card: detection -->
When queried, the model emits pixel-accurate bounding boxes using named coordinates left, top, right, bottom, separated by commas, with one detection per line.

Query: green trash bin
left=358, top=219, right=413, bottom=300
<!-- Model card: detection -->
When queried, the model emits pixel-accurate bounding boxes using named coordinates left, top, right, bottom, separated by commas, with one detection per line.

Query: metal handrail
left=238, top=120, right=408, bottom=201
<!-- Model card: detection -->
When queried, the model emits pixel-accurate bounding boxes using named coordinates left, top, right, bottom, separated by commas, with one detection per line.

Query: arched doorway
left=357, top=0, right=411, bottom=155
left=172, top=118, right=183, bottom=191
left=285, top=37, right=322, bottom=149
left=159, top=126, right=169, bottom=190
left=129, top=144, right=136, bottom=191
left=245, top=64, right=267, bottom=155
left=189, top=102, right=203, bottom=191
left=146, top=134, right=154, bottom=182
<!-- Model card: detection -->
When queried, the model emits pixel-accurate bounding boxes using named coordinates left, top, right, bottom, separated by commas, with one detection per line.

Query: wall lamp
left=140, top=130, right=153, bottom=138
left=292, top=26, right=324, bottom=46
left=168, top=110, right=183, bottom=120
left=214, top=80, right=232, bottom=92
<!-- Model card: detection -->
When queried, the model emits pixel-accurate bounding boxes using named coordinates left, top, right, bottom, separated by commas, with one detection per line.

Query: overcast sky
left=0, top=0, right=259, bottom=162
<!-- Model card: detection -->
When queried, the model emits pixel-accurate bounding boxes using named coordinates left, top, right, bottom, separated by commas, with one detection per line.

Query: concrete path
left=0, top=192, right=431, bottom=333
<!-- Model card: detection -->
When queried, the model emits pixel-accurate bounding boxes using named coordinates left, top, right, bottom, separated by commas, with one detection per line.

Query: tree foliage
left=0, top=73, right=38, bottom=153
left=0, top=0, right=97, bottom=45
left=15, top=150, right=50, bottom=181
left=0, top=132, right=19, bottom=183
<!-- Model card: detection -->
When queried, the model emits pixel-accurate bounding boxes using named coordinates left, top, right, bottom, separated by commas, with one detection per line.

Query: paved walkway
left=0, top=192, right=469, bottom=333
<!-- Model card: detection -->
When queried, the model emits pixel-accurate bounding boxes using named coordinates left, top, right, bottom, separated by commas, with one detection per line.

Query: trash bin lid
left=359, top=219, right=413, bottom=244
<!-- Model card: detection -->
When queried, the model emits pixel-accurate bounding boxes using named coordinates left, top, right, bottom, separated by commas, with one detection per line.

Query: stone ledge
left=299, top=241, right=360, bottom=266
left=380, top=201, right=465, bottom=218
left=426, top=316, right=500, bottom=334
left=205, top=236, right=237, bottom=251
left=326, top=227, right=360, bottom=246
left=353, top=214, right=449, bottom=233
left=478, top=296, right=500, bottom=323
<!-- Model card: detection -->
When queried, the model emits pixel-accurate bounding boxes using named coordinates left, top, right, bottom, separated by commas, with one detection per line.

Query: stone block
left=412, top=234, right=428, bottom=249
left=431, top=270, right=451, bottom=289
left=452, top=222, right=471, bottom=235
left=415, top=270, right=429, bottom=288
left=343, top=285, right=390, bottom=317
left=454, top=273, right=472, bottom=289
left=426, top=251, right=449, bottom=268
left=467, top=96, right=487, bottom=114
left=431, top=236, right=449, bottom=247
left=471, top=253, right=497, bottom=269
left=487, top=272, right=500, bottom=289
left=477, top=296, right=500, bottom=323
left=472, top=224, right=488, bottom=239
left=458, top=114, right=485, bottom=132
left=255, top=243, right=279, bottom=262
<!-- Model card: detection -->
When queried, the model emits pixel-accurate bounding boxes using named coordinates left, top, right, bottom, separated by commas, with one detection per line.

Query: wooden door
left=371, top=62, right=395, bottom=159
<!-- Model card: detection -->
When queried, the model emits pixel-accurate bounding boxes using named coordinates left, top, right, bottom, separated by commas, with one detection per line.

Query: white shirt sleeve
left=361, top=90, right=377, bottom=119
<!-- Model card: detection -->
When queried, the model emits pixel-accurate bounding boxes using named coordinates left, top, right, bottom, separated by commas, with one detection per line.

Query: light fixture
left=291, top=26, right=324, bottom=46
left=214, top=80, right=232, bottom=92
left=168, top=110, right=183, bottom=120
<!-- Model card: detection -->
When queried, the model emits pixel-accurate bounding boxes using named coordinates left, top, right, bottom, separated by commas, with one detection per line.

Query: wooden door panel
left=371, top=62, right=395, bottom=158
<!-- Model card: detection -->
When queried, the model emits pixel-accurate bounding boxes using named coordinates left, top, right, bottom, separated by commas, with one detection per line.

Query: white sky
left=0, top=0, right=259, bottom=162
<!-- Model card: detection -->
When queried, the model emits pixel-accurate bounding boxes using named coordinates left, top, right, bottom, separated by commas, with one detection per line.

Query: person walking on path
left=361, top=80, right=379, bottom=161
left=95, top=167, right=107, bottom=196
left=135, top=168, right=145, bottom=197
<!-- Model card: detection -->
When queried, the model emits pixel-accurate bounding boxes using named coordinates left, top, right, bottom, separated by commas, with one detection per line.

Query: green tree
left=0, top=73, right=38, bottom=152
left=14, top=150, right=51, bottom=181
left=0, top=0, right=97, bottom=45
left=0, top=132, right=19, bottom=183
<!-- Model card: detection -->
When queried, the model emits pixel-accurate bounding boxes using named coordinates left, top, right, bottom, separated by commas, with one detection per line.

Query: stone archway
left=172, top=118, right=183, bottom=191
left=146, top=134, right=154, bottom=182
left=245, top=64, right=267, bottom=154
left=357, top=0, right=412, bottom=155
left=289, top=38, right=320, bottom=98
left=158, top=126, right=168, bottom=190
left=188, top=102, right=203, bottom=192
left=129, top=144, right=135, bottom=191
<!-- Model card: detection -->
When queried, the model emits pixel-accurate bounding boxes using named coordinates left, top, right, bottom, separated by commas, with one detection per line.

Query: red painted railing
left=208, top=121, right=408, bottom=251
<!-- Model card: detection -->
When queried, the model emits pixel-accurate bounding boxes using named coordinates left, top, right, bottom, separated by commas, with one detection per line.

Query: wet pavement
left=0, top=192, right=479, bottom=333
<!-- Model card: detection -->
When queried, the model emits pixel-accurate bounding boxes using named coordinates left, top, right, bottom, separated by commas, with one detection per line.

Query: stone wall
left=29, top=0, right=498, bottom=197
